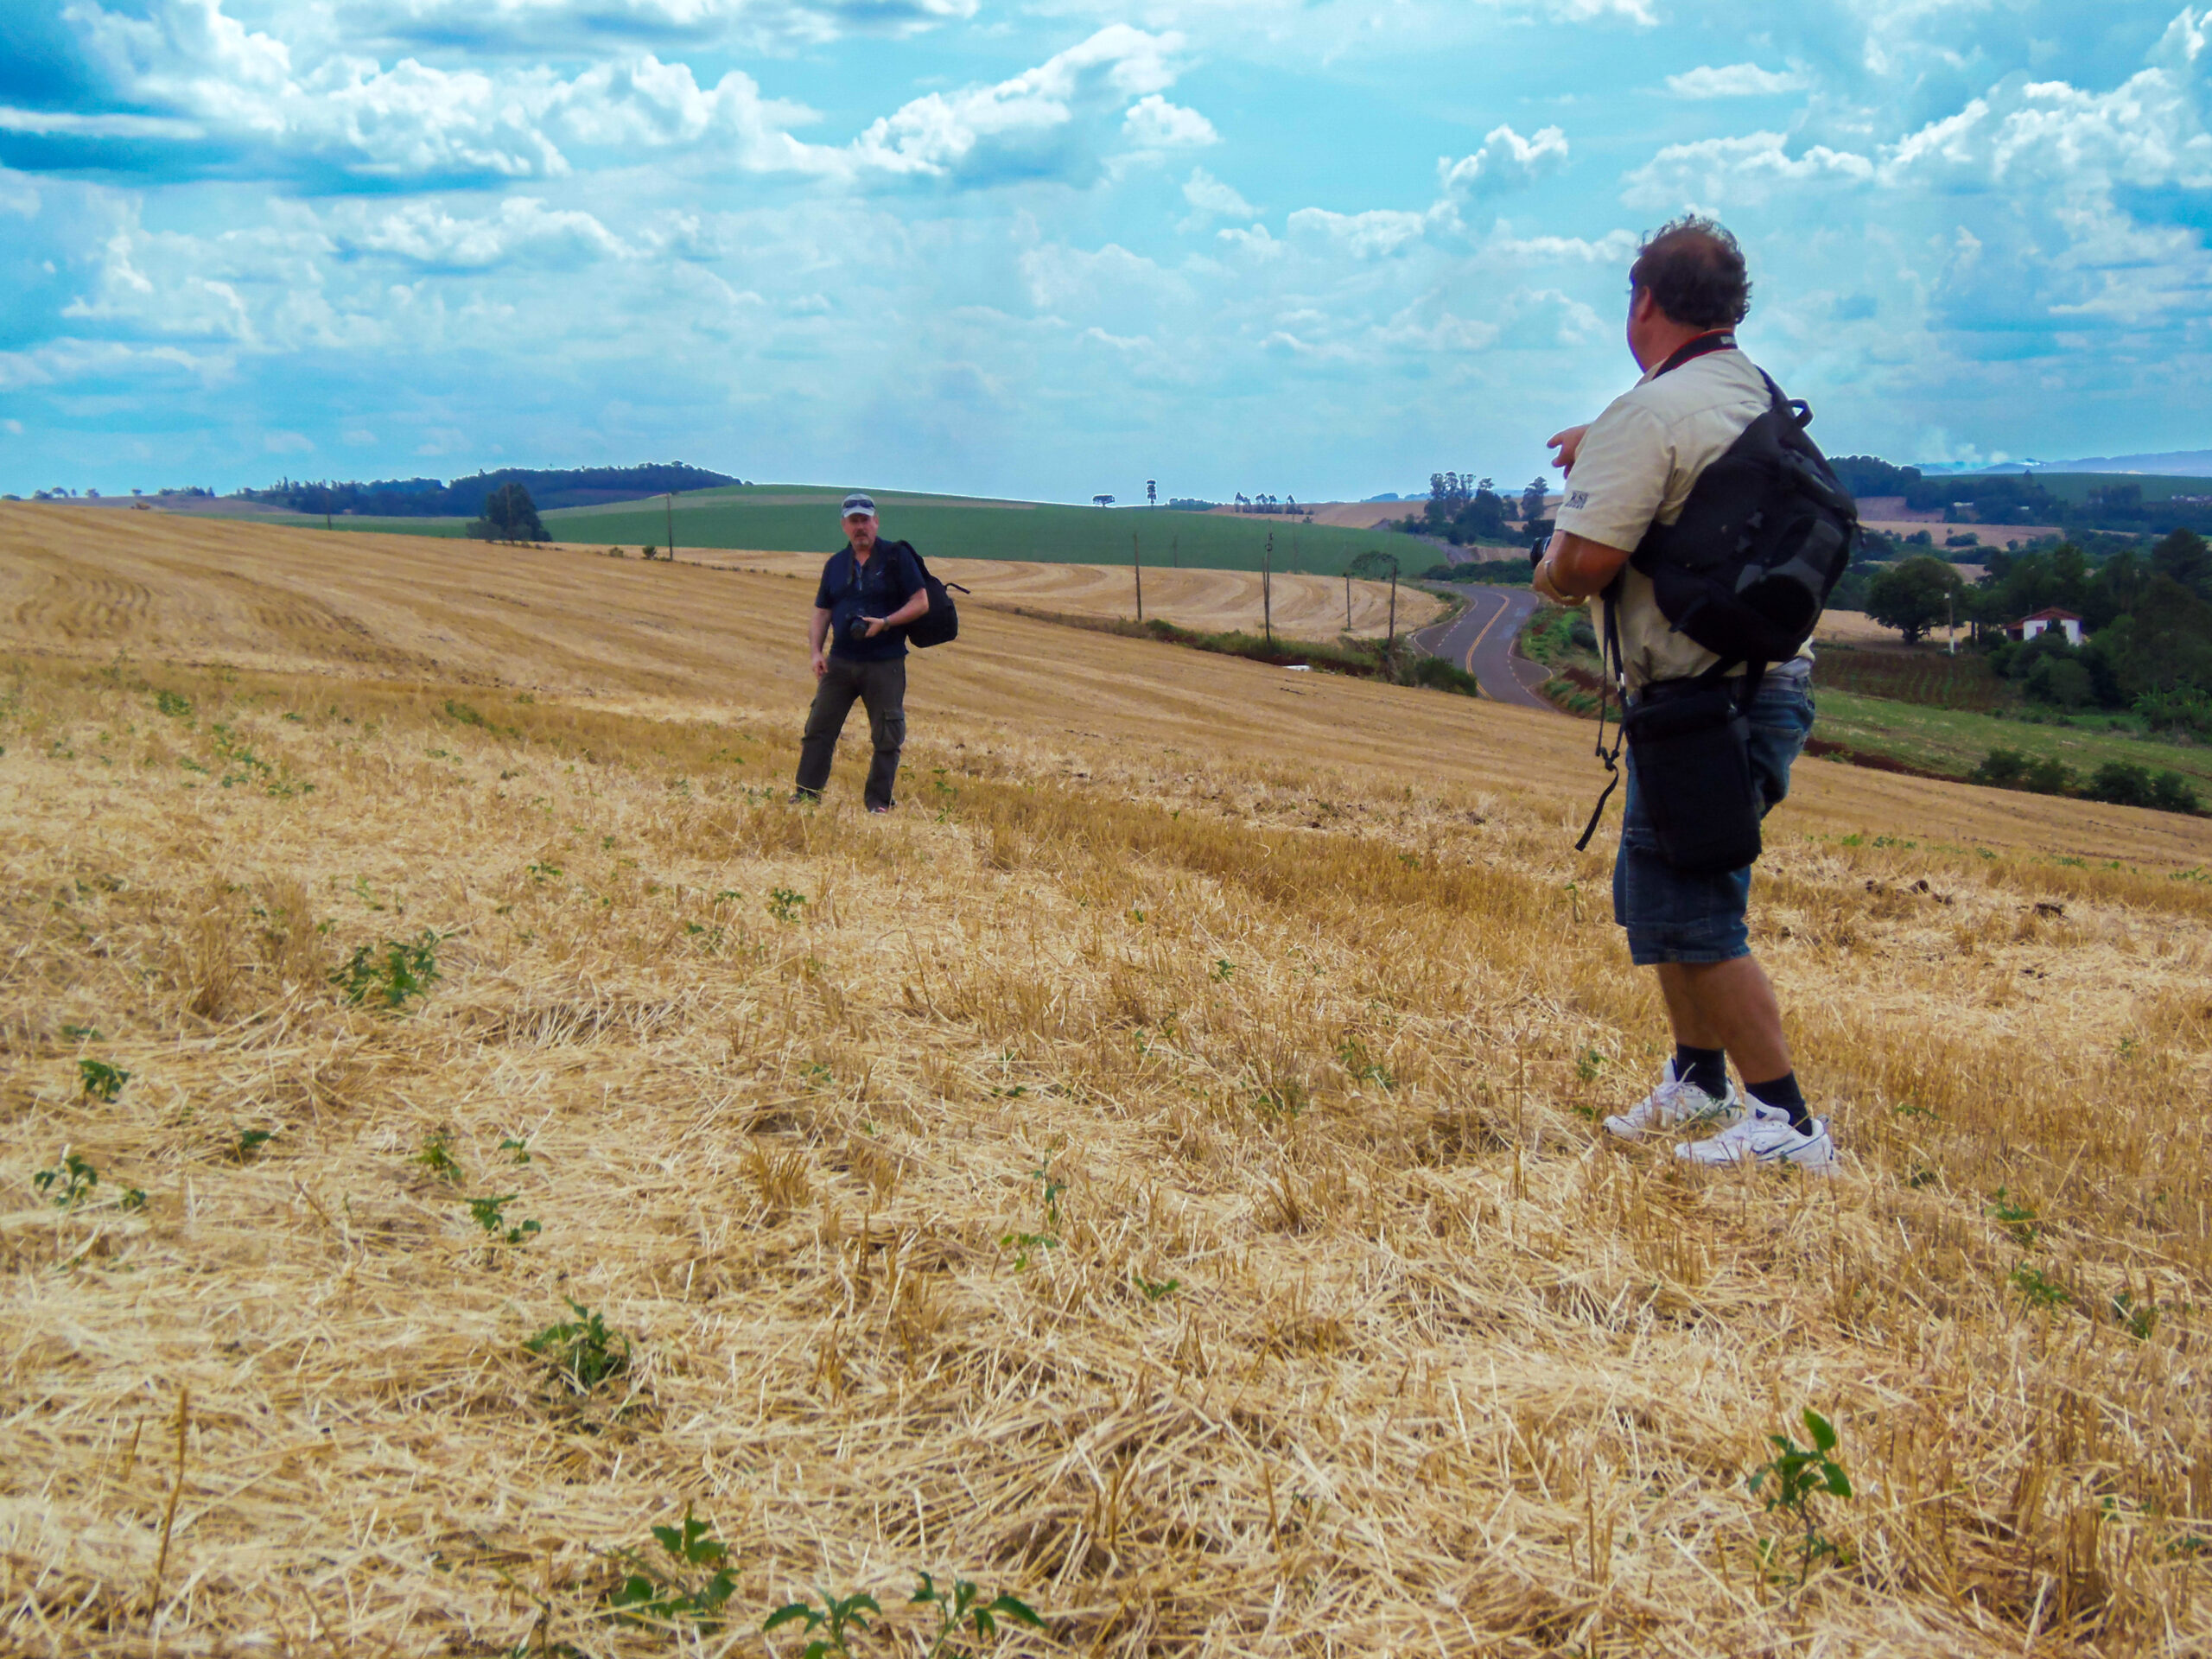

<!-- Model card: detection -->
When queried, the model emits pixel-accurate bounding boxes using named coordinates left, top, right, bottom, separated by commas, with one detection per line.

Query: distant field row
left=166, top=484, right=1438, bottom=576
left=1810, top=690, right=2212, bottom=793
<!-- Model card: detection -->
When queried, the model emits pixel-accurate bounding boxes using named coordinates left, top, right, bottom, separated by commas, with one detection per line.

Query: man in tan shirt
left=1532, top=217, right=1834, bottom=1173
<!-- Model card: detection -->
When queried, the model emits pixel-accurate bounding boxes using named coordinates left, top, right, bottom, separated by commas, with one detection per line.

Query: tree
left=1866, top=556, right=1962, bottom=644
left=1520, top=475, right=1548, bottom=525
left=472, top=481, right=548, bottom=543
left=2152, top=527, right=2212, bottom=601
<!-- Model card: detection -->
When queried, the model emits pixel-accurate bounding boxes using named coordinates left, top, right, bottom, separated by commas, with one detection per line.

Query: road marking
left=1463, top=592, right=1510, bottom=674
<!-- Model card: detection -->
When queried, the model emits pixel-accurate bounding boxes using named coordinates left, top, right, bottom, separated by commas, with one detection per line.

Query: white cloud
left=1883, top=67, right=2212, bottom=194
left=849, top=25, right=1189, bottom=186
left=0, top=338, right=224, bottom=392
left=1180, top=167, right=1255, bottom=222
left=1122, top=94, right=1215, bottom=149
left=0, top=107, right=205, bottom=139
left=1287, top=205, right=1430, bottom=258
left=1544, top=0, right=1656, bottom=26
left=329, top=197, right=633, bottom=268
left=1663, top=63, right=1809, bottom=99
left=1438, top=124, right=1569, bottom=198
left=1621, top=130, right=1874, bottom=208
left=334, top=0, right=977, bottom=52
left=342, top=426, right=376, bottom=444
left=3, top=419, right=22, bottom=435
left=263, top=429, right=314, bottom=453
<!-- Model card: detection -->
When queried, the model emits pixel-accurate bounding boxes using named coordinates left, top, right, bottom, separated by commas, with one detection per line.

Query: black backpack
left=1629, top=365, right=1859, bottom=664
left=1572, top=341, right=1858, bottom=858
left=883, top=540, right=968, bottom=650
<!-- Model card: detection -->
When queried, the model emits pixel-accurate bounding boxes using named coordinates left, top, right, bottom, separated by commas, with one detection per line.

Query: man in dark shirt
left=791, top=493, right=930, bottom=813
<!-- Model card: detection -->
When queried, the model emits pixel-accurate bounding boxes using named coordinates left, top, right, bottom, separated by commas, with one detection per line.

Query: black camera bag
left=1622, top=672, right=1762, bottom=874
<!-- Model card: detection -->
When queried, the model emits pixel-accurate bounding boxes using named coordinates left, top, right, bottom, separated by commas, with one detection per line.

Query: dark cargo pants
left=794, top=655, right=906, bottom=810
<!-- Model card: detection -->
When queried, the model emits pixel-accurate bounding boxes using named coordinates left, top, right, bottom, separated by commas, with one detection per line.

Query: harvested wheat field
left=6, top=501, right=2212, bottom=1657
left=612, top=550, right=1444, bottom=644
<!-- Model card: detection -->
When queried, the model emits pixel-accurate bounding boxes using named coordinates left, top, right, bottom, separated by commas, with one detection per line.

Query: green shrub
left=1970, top=748, right=2027, bottom=787
left=2149, top=771, right=2202, bottom=813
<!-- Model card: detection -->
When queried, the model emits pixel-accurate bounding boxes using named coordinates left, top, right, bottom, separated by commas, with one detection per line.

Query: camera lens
left=849, top=617, right=871, bottom=639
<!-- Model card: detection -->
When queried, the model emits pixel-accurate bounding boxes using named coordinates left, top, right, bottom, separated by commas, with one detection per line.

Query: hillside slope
left=2, top=503, right=2209, bottom=1656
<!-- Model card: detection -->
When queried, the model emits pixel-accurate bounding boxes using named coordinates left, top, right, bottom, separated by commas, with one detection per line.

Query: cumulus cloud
left=329, top=197, right=634, bottom=268
left=1882, top=66, right=2212, bottom=194
left=1287, top=205, right=1430, bottom=258
left=337, top=0, right=977, bottom=54
left=1122, top=95, right=1216, bottom=149
left=1620, top=130, right=1873, bottom=207
left=849, top=25, right=1192, bottom=187
left=41, top=0, right=836, bottom=183
left=1662, top=63, right=1809, bottom=98
left=1438, top=124, right=1569, bottom=198
left=1180, top=167, right=1255, bottom=222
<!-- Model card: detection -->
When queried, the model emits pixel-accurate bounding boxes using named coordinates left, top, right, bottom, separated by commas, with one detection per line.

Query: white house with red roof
left=2005, top=607, right=2083, bottom=645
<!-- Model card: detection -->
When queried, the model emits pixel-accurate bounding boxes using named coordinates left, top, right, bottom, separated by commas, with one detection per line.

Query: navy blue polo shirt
left=816, top=541, right=924, bottom=662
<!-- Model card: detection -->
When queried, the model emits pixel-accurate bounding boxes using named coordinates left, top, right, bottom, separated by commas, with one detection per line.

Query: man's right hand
left=811, top=651, right=828, bottom=680
left=1547, top=423, right=1590, bottom=474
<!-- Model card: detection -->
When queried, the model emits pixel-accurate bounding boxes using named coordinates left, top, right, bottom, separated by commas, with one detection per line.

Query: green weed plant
left=1749, top=1408, right=1854, bottom=1587
left=334, top=930, right=441, bottom=1009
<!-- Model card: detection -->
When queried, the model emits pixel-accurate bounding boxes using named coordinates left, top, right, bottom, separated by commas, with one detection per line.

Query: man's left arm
left=862, top=549, right=931, bottom=635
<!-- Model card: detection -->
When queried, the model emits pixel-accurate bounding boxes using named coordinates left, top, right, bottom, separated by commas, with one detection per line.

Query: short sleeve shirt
left=1553, top=347, right=1813, bottom=692
left=816, top=542, right=924, bottom=662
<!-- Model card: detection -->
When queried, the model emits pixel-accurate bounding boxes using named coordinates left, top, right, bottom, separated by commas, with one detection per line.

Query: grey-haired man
left=791, top=493, right=930, bottom=813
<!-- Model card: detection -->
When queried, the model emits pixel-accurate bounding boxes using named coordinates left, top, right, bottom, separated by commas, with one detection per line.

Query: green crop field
left=1811, top=689, right=2212, bottom=794
left=544, top=485, right=1437, bottom=575
left=183, top=484, right=1439, bottom=575
left=1960, top=471, right=2212, bottom=505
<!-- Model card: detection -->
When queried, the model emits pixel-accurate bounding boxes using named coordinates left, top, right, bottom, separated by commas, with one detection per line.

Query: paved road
left=1410, top=583, right=1554, bottom=709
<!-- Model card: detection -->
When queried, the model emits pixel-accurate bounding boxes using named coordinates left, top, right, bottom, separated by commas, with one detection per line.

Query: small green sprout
left=764, top=1589, right=880, bottom=1657
left=34, top=1150, right=98, bottom=1208
left=1749, top=1408, right=1853, bottom=1587
left=469, top=1193, right=542, bottom=1246
left=79, top=1058, right=130, bottom=1102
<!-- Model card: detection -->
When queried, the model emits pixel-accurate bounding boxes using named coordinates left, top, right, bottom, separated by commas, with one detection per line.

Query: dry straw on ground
left=3, top=505, right=2211, bottom=1656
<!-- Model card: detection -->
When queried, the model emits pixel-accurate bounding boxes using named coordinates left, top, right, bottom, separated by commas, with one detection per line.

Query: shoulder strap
left=1573, top=588, right=1629, bottom=852
left=1651, top=329, right=1738, bottom=378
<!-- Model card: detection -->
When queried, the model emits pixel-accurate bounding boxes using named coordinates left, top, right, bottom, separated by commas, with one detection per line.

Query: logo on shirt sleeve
left=1565, top=488, right=1590, bottom=511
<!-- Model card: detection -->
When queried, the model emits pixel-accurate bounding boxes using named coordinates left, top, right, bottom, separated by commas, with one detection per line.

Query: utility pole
left=1947, top=589, right=1956, bottom=655
left=1344, top=569, right=1351, bottom=632
left=665, top=492, right=676, bottom=563
left=1171, top=534, right=1179, bottom=569
left=1133, top=531, right=1143, bottom=624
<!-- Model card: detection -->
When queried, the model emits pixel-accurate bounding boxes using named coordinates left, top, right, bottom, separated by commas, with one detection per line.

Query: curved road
left=1410, top=583, right=1555, bottom=709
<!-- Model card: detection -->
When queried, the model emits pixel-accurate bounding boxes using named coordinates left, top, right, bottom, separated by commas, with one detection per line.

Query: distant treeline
left=246, top=463, right=739, bottom=518
left=1831, top=456, right=2212, bottom=536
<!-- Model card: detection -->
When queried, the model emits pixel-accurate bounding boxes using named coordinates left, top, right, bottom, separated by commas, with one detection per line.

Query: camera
left=848, top=616, right=874, bottom=641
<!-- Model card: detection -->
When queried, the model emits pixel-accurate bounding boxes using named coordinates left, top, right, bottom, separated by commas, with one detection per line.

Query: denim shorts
left=1612, top=663, right=1814, bottom=967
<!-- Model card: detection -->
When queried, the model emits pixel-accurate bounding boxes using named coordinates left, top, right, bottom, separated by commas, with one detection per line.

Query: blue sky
left=3, top=1, right=2209, bottom=503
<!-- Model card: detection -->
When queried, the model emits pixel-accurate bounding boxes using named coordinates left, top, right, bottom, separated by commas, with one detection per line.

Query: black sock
left=1673, top=1045, right=1728, bottom=1099
left=1746, top=1072, right=1811, bottom=1132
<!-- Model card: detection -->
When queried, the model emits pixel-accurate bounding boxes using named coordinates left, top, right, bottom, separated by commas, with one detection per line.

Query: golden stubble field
left=566, top=549, right=1446, bottom=644
left=3, top=503, right=2212, bottom=1658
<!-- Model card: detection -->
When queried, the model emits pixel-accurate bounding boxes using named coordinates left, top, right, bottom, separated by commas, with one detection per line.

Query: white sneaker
left=1602, top=1059, right=1744, bottom=1141
left=1675, top=1102, right=1838, bottom=1172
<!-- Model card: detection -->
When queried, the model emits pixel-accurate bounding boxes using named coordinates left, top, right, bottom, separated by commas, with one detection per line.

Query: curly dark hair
left=1629, top=215, right=1751, bottom=329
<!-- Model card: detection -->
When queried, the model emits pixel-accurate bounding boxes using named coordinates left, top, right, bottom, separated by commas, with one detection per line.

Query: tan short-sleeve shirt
left=1553, top=346, right=1814, bottom=692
